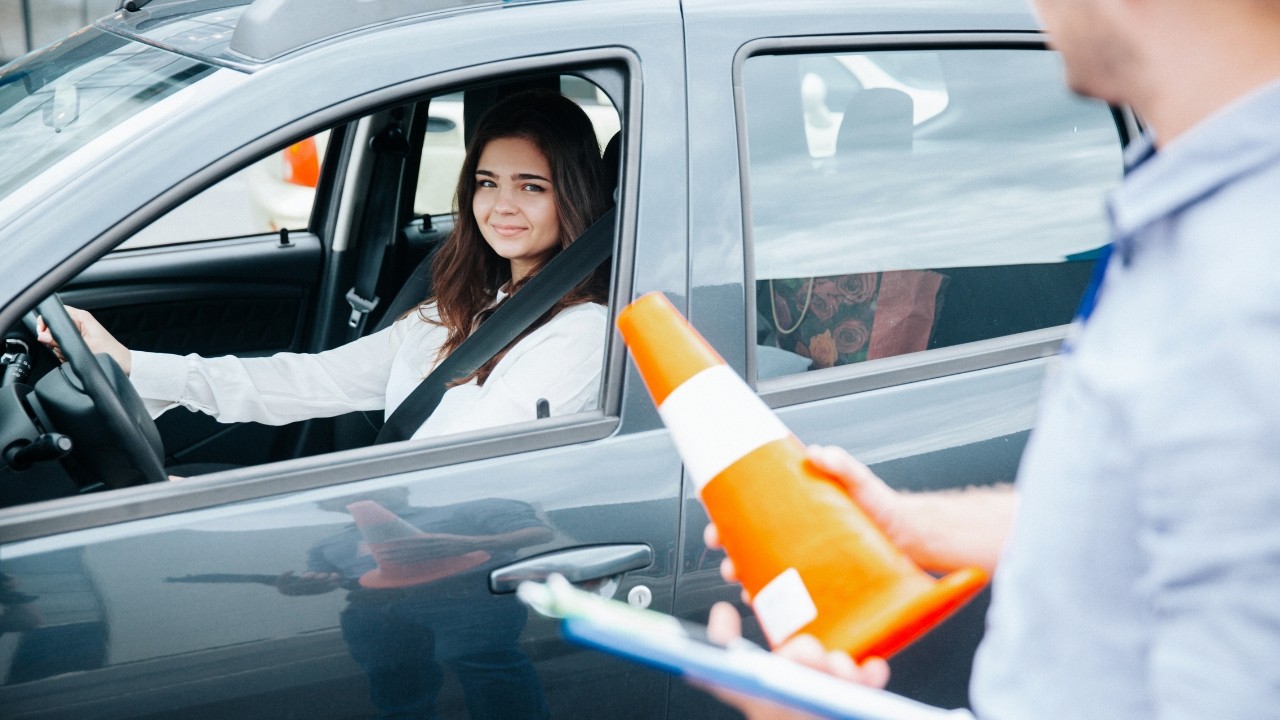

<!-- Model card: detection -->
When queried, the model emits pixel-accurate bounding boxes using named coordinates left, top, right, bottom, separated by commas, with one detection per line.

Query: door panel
left=0, top=430, right=681, bottom=719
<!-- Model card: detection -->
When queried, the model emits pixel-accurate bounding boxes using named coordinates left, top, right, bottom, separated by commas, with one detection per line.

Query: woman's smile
left=489, top=222, right=529, bottom=237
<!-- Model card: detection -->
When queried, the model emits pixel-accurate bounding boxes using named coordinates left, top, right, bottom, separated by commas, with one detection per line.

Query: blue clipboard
left=518, top=575, right=973, bottom=720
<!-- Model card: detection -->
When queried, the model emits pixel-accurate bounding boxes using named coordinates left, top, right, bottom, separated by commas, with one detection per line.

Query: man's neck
left=1136, top=12, right=1280, bottom=147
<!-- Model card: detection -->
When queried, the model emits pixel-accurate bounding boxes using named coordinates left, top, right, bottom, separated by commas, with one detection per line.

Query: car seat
left=836, top=87, right=913, bottom=154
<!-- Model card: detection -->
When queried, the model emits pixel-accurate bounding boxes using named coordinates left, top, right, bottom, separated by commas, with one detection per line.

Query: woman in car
left=40, top=89, right=612, bottom=441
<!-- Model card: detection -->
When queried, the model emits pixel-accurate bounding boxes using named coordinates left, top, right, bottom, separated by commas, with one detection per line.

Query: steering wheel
left=34, top=295, right=168, bottom=487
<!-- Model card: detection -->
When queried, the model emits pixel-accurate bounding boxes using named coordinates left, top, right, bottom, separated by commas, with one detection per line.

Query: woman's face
left=472, top=136, right=561, bottom=285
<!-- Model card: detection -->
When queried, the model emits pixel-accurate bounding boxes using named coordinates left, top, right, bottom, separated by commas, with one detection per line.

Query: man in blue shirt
left=707, top=1, right=1280, bottom=717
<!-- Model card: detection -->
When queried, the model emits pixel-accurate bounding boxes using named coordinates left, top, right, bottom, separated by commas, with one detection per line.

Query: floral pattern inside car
left=759, top=270, right=945, bottom=369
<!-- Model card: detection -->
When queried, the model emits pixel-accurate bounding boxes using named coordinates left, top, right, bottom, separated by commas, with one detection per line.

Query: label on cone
left=657, top=364, right=790, bottom=490
left=753, top=567, right=819, bottom=646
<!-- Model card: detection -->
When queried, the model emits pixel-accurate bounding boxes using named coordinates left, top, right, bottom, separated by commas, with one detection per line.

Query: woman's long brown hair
left=424, top=88, right=611, bottom=385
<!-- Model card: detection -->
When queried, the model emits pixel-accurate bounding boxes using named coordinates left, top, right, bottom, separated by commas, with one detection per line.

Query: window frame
left=733, top=33, right=1135, bottom=407
left=0, top=47, right=642, bottom=543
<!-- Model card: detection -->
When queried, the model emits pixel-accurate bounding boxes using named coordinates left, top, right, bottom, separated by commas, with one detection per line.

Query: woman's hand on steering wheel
left=33, top=296, right=167, bottom=487
left=36, top=306, right=132, bottom=375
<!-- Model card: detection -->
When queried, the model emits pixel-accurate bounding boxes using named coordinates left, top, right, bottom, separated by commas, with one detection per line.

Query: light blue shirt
left=971, top=78, right=1280, bottom=719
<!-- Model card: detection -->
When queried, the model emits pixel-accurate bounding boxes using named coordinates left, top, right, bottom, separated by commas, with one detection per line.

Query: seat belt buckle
left=346, top=288, right=380, bottom=328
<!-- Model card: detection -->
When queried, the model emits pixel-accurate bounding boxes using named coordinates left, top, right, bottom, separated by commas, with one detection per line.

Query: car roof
left=103, top=0, right=1039, bottom=70
left=102, top=0, right=522, bottom=67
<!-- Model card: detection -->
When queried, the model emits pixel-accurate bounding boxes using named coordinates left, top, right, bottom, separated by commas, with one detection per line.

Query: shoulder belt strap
left=375, top=207, right=616, bottom=444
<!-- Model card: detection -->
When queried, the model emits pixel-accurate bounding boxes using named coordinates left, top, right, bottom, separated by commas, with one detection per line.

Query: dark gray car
left=0, top=1, right=1132, bottom=717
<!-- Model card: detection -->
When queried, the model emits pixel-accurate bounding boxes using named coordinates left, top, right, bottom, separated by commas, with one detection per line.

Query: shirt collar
left=1108, top=78, right=1280, bottom=247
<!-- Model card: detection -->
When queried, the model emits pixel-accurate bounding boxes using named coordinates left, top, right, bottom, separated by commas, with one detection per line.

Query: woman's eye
left=523, top=183, right=545, bottom=192
left=477, top=178, right=496, bottom=188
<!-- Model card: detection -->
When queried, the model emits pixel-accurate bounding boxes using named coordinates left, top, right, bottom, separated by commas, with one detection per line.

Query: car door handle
left=489, top=543, right=652, bottom=594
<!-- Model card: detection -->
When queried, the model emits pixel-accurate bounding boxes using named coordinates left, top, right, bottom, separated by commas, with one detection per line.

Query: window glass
left=121, top=130, right=329, bottom=249
left=744, top=49, right=1124, bottom=379
left=0, top=28, right=216, bottom=199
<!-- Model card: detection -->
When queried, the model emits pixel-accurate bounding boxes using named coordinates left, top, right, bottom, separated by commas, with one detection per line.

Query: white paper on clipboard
left=518, top=575, right=974, bottom=720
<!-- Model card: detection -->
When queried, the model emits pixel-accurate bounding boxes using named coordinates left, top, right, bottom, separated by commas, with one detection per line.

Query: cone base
left=827, top=566, right=989, bottom=661
left=358, top=550, right=491, bottom=589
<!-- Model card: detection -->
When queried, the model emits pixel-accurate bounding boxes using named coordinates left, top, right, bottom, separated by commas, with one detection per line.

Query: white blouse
left=128, top=302, right=608, bottom=441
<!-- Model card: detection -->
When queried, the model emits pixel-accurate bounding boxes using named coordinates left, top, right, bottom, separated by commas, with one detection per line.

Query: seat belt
left=375, top=206, right=616, bottom=444
left=345, top=120, right=411, bottom=336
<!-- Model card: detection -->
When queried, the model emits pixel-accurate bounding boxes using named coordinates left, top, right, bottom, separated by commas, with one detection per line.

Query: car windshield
left=0, top=28, right=216, bottom=199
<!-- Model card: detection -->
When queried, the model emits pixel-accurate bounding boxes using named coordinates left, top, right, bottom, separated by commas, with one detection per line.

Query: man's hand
left=805, top=444, right=910, bottom=548
left=698, top=601, right=890, bottom=719
left=704, top=444, right=912, bottom=589
left=815, top=443, right=1018, bottom=575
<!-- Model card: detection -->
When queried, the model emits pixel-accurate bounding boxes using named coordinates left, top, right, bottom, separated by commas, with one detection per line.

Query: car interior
left=0, top=68, right=626, bottom=509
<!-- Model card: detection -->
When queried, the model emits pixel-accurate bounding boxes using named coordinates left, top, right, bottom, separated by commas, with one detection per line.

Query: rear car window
left=743, top=49, right=1123, bottom=380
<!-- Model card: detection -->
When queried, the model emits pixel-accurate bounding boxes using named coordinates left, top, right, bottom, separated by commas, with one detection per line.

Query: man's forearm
left=894, top=484, right=1016, bottom=575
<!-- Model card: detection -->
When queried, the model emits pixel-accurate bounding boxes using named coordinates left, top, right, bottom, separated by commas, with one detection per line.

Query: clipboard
left=518, top=575, right=973, bottom=720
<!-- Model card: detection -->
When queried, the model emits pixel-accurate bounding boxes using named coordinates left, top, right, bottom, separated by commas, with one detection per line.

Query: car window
left=124, top=73, right=624, bottom=249
left=743, top=49, right=1124, bottom=380
left=122, top=130, right=330, bottom=249
left=41, top=69, right=627, bottom=496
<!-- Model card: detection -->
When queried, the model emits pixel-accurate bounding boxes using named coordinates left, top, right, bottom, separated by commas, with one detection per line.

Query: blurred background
left=1, top=0, right=117, bottom=64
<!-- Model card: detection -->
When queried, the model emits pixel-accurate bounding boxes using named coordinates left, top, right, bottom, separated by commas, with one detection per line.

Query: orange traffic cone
left=617, top=292, right=987, bottom=660
left=346, top=500, right=490, bottom=590
left=282, top=137, right=320, bottom=188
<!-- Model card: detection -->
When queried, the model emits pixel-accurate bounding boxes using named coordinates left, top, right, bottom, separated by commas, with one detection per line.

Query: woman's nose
left=493, top=187, right=518, bottom=214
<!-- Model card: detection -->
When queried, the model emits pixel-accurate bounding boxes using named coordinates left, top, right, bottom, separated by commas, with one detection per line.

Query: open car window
left=1, top=68, right=626, bottom=508
left=124, top=74, right=624, bottom=251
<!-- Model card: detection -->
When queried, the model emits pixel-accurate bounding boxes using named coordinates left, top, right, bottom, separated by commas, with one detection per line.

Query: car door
left=672, top=1, right=1131, bottom=715
left=0, top=1, right=691, bottom=718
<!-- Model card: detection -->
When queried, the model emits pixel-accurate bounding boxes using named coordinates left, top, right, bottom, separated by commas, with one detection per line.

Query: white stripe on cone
left=656, top=364, right=791, bottom=491
left=753, top=567, right=820, bottom=646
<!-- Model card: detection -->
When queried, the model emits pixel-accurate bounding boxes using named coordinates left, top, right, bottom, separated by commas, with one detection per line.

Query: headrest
left=603, top=131, right=622, bottom=194
left=744, top=56, right=810, bottom=165
left=837, top=88, right=914, bottom=155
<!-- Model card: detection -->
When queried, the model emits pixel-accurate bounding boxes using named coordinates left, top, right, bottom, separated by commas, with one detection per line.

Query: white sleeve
left=129, top=320, right=413, bottom=425
left=412, top=304, right=607, bottom=439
